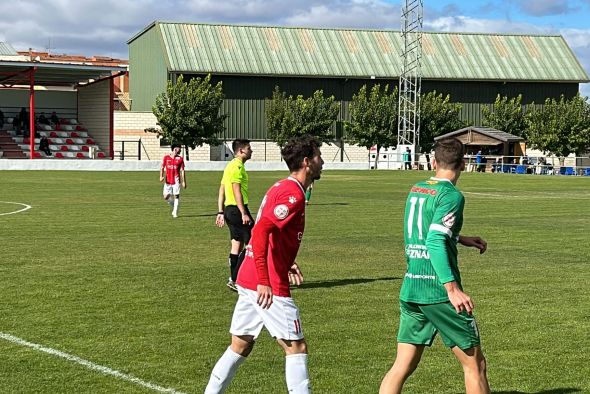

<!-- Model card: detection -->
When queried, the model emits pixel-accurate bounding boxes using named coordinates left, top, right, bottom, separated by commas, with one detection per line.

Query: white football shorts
left=163, top=181, right=181, bottom=196
left=230, top=285, right=304, bottom=340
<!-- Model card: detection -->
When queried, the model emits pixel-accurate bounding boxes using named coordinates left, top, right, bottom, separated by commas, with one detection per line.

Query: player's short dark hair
left=281, top=135, right=321, bottom=172
left=232, top=139, right=250, bottom=153
left=434, top=138, right=464, bottom=170
left=170, top=143, right=181, bottom=150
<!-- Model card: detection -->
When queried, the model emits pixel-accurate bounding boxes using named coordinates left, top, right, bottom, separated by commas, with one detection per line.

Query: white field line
left=0, top=332, right=187, bottom=394
left=0, top=201, right=32, bottom=216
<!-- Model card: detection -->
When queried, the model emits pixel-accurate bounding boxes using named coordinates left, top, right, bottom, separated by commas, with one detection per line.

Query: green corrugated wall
left=129, top=24, right=169, bottom=112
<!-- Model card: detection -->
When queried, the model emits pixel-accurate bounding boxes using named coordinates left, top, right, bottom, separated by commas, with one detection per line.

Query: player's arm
left=159, top=161, right=165, bottom=183
left=251, top=216, right=277, bottom=309
left=180, top=167, right=187, bottom=189
left=426, top=193, right=472, bottom=313
left=232, top=182, right=251, bottom=225
left=216, top=183, right=225, bottom=227
left=458, top=235, right=487, bottom=254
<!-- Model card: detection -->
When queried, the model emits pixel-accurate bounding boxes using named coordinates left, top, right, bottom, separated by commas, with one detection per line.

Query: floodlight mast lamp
left=397, top=0, right=423, bottom=156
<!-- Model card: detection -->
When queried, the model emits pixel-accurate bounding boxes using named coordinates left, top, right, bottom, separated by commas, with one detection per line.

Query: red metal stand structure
left=29, top=67, right=36, bottom=159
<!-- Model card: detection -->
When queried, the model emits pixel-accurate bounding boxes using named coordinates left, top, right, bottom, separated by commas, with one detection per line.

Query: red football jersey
left=237, top=177, right=306, bottom=297
left=162, top=154, right=184, bottom=184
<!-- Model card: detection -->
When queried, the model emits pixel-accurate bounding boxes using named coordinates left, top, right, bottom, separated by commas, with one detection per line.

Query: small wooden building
left=434, top=126, right=525, bottom=157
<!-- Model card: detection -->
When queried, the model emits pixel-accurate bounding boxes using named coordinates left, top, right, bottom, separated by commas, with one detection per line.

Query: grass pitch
left=0, top=170, right=589, bottom=393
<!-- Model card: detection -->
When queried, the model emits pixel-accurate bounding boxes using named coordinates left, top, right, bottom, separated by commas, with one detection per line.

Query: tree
left=419, top=91, right=465, bottom=169
left=526, top=94, right=590, bottom=163
left=482, top=94, right=527, bottom=137
left=345, top=84, right=398, bottom=168
left=146, top=74, right=227, bottom=160
left=265, top=86, right=340, bottom=147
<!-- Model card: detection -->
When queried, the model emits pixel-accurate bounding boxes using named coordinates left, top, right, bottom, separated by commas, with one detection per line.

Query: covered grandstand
left=0, top=43, right=127, bottom=159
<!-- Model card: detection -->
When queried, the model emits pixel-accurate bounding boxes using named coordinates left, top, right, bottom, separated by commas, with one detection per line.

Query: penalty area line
left=0, top=332, right=187, bottom=394
left=0, top=201, right=32, bottom=216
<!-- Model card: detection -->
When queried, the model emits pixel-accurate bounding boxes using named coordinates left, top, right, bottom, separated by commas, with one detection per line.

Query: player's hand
left=445, top=284, right=474, bottom=315
left=215, top=213, right=225, bottom=228
left=256, top=285, right=273, bottom=309
left=242, top=213, right=252, bottom=225
left=288, top=263, right=304, bottom=286
left=459, top=235, right=487, bottom=254
left=159, top=176, right=164, bottom=183
left=182, top=181, right=187, bottom=189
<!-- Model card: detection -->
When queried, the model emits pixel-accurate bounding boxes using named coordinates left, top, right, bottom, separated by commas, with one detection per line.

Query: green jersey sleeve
left=425, top=190, right=464, bottom=284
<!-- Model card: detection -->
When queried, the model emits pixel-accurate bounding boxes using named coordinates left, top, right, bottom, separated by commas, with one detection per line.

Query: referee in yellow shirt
left=216, top=139, right=254, bottom=291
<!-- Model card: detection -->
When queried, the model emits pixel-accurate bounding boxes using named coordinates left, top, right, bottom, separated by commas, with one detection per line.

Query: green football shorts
left=397, top=300, right=480, bottom=350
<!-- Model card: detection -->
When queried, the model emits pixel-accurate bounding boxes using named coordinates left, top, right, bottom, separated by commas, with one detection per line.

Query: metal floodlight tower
left=398, top=0, right=423, bottom=153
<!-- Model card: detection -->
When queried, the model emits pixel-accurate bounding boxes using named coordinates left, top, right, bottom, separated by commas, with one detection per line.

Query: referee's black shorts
left=224, top=205, right=254, bottom=244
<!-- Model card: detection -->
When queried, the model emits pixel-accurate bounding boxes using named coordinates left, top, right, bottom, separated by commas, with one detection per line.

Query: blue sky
left=0, top=0, right=588, bottom=95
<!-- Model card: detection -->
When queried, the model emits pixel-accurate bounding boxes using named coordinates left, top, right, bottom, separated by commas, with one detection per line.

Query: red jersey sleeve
left=251, top=216, right=275, bottom=286
left=265, top=189, right=304, bottom=230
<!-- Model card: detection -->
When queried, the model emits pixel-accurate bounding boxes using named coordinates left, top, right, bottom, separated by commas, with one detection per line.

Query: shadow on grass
left=492, top=389, right=581, bottom=394
left=298, top=277, right=399, bottom=289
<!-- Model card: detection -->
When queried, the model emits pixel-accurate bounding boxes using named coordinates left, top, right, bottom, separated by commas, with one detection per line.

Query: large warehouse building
left=120, top=21, right=589, bottom=161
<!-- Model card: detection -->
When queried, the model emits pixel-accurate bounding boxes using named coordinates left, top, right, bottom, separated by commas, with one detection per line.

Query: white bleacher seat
left=68, top=119, right=78, bottom=125
left=62, top=125, right=75, bottom=131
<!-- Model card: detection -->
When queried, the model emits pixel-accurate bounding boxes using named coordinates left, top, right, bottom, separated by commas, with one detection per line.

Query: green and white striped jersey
left=399, top=177, right=465, bottom=304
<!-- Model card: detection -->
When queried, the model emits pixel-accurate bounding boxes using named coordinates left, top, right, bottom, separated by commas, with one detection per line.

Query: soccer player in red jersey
left=204, top=135, right=323, bottom=394
left=159, top=144, right=186, bottom=218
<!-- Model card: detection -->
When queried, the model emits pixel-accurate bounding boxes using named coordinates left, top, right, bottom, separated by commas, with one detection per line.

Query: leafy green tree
left=482, top=94, right=527, bottom=137
left=420, top=91, right=465, bottom=169
left=146, top=74, right=226, bottom=160
left=526, top=94, right=590, bottom=163
left=265, top=87, right=340, bottom=147
left=345, top=84, right=398, bottom=168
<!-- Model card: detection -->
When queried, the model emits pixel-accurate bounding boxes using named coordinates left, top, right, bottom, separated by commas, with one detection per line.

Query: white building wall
left=78, top=80, right=111, bottom=157
left=114, top=111, right=370, bottom=163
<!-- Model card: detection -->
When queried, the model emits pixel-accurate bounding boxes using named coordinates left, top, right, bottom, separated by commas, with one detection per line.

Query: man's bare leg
left=379, top=343, right=425, bottom=394
left=451, top=345, right=490, bottom=394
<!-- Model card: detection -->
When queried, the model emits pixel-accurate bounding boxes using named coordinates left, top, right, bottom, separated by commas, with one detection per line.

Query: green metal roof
left=128, top=22, right=589, bottom=83
left=0, top=42, right=18, bottom=56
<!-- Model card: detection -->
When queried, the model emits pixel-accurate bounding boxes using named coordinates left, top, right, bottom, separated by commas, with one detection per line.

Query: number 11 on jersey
left=407, top=196, right=426, bottom=240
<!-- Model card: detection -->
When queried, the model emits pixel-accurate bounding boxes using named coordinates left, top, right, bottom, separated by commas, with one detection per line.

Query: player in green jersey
left=380, top=138, right=491, bottom=394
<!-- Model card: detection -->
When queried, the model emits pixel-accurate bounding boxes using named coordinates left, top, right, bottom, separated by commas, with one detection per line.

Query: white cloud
left=425, top=15, right=549, bottom=35
left=283, top=1, right=398, bottom=29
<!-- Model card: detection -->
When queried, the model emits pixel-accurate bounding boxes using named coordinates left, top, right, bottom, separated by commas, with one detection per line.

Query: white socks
left=172, top=198, right=179, bottom=217
left=286, top=354, right=311, bottom=394
left=204, top=347, right=246, bottom=394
